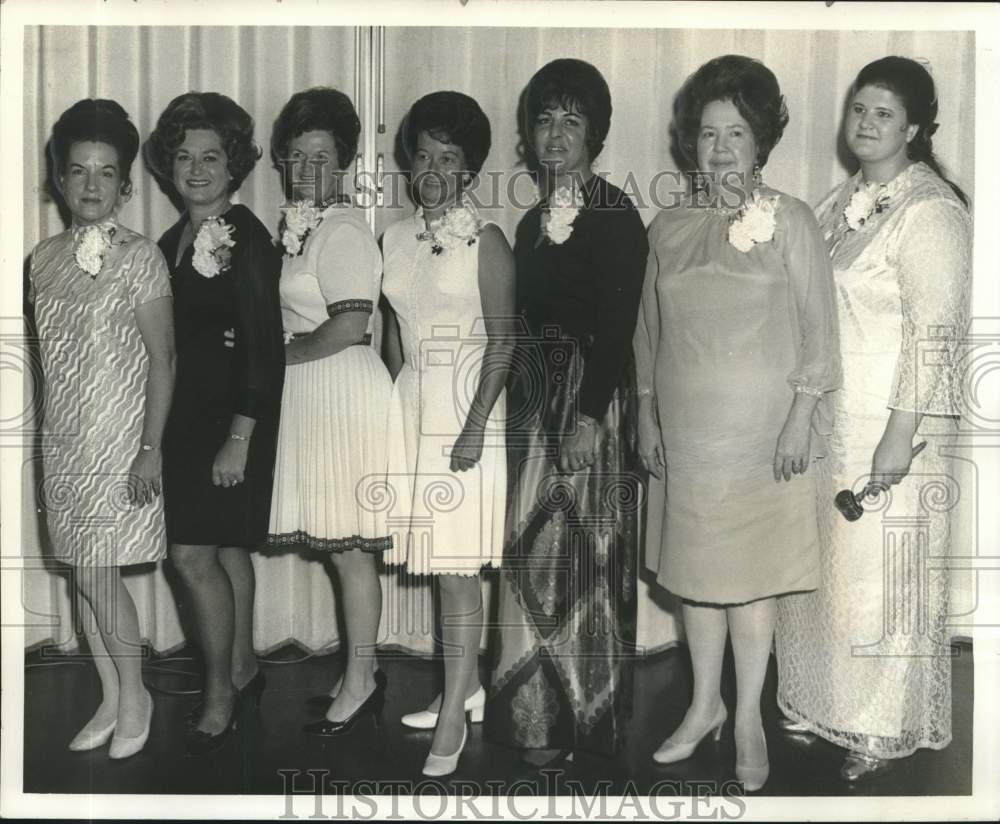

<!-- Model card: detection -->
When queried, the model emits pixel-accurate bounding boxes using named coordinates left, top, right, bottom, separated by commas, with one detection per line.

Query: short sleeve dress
left=267, top=205, right=393, bottom=552
left=29, top=220, right=172, bottom=567
left=635, top=188, right=842, bottom=604
left=158, top=205, right=285, bottom=547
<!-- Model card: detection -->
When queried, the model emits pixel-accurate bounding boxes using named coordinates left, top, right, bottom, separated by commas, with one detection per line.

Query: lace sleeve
left=887, top=198, right=971, bottom=415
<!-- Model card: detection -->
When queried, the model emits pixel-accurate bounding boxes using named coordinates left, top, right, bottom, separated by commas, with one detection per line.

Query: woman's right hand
left=637, top=400, right=665, bottom=479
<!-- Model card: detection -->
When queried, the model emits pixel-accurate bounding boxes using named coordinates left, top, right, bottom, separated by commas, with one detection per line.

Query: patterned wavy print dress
left=776, top=162, right=973, bottom=759
left=29, top=221, right=172, bottom=567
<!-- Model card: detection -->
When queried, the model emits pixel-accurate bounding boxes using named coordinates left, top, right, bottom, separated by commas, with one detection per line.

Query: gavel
left=834, top=441, right=927, bottom=522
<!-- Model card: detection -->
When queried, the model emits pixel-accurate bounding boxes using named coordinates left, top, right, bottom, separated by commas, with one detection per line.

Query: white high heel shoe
left=108, top=690, right=153, bottom=760
left=735, top=726, right=769, bottom=792
left=402, top=686, right=485, bottom=730
left=68, top=711, right=117, bottom=752
left=652, top=703, right=727, bottom=764
left=422, top=723, right=468, bottom=778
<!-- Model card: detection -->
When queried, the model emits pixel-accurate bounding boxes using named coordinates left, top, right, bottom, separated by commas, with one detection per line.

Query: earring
left=752, top=163, right=763, bottom=189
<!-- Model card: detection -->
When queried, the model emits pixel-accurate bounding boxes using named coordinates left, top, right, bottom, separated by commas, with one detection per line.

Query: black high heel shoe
left=306, top=668, right=386, bottom=712
left=303, top=677, right=387, bottom=737
left=186, top=669, right=266, bottom=726
left=185, top=701, right=239, bottom=757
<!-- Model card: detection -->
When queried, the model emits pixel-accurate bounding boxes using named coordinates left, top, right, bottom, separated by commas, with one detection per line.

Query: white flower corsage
left=192, top=217, right=235, bottom=278
left=541, top=185, right=582, bottom=245
left=417, top=194, right=483, bottom=255
left=728, top=192, right=779, bottom=253
left=73, top=223, right=117, bottom=278
left=843, top=183, right=889, bottom=231
left=278, top=200, right=326, bottom=257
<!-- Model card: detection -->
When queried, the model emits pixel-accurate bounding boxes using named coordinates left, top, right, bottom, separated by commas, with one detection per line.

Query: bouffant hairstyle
left=523, top=58, right=613, bottom=161
left=270, top=87, right=361, bottom=171
left=401, top=91, right=492, bottom=175
left=673, top=54, right=789, bottom=169
left=50, top=99, right=141, bottom=195
left=852, top=56, right=968, bottom=206
left=144, top=92, right=261, bottom=193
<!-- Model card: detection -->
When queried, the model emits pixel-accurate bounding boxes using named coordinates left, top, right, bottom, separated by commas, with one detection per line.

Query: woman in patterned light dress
left=264, top=87, right=393, bottom=737
left=30, top=99, right=175, bottom=759
left=775, top=56, right=972, bottom=783
left=634, top=55, right=841, bottom=791
left=486, top=58, right=648, bottom=768
left=381, top=91, right=515, bottom=777
left=145, top=92, right=285, bottom=756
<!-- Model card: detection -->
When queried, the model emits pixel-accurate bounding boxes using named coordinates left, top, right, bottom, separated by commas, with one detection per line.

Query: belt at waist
left=288, top=332, right=372, bottom=346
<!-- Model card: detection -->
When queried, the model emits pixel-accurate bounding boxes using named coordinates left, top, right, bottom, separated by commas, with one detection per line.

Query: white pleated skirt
left=268, top=345, right=394, bottom=553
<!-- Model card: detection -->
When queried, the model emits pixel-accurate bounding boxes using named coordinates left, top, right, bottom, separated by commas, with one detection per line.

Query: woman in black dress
left=145, top=92, right=284, bottom=755
left=487, top=59, right=648, bottom=765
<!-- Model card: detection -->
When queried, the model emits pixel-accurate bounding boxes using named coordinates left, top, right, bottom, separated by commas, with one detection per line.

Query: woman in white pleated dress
left=381, top=91, right=515, bottom=776
left=265, top=88, right=393, bottom=736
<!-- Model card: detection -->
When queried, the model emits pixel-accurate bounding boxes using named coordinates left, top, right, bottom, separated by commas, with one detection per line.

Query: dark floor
left=23, top=641, right=973, bottom=797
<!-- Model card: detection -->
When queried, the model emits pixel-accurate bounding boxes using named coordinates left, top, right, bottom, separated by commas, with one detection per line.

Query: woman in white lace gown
left=381, top=92, right=515, bottom=776
left=775, top=57, right=972, bottom=782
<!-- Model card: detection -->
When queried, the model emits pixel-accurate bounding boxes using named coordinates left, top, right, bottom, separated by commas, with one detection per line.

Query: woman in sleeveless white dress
left=381, top=92, right=515, bottom=777
left=775, top=58, right=972, bottom=783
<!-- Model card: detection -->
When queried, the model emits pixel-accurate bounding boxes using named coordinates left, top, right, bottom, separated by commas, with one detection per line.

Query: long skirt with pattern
left=486, top=343, right=640, bottom=755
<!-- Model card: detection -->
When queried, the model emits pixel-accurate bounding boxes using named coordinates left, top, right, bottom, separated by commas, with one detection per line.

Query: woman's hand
left=127, top=448, right=162, bottom=508
left=637, top=398, right=665, bottom=479
left=773, top=413, right=812, bottom=482
left=213, top=438, right=249, bottom=487
left=871, top=429, right=916, bottom=488
left=559, top=416, right=598, bottom=474
left=450, top=423, right=485, bottom=472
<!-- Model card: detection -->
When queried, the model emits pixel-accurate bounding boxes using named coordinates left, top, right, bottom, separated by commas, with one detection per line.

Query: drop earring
left=752, top=162, right=763, bottom=189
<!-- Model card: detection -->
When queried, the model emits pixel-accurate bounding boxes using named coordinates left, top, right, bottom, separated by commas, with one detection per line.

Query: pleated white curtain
left=21, top=26, right=975, bottom=656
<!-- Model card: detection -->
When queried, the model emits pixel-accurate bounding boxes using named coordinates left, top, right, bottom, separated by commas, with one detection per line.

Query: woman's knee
left=170, top=545, right=216, bottom=578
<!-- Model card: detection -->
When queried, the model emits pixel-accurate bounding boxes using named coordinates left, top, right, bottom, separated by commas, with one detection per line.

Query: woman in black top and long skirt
left=145, top=92, right=284, bottom=755
left=487, top=59, right=648, bottom=764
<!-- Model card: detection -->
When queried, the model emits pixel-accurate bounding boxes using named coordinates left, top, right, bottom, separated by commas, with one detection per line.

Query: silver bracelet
left=229, top=433, right=249, bottom=442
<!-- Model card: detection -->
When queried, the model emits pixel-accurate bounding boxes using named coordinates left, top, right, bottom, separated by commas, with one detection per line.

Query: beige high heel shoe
left=652, top=703, right=728, bottom=764
left=68, top=710, right=117, bottom=752
left=108, top=690, right=153, bottom=760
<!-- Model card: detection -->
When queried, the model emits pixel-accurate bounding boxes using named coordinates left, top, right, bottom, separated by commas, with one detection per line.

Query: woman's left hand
left=450, top=424, right=485, bottom=472
left=773, top=415, right=812, bottom=482
left=871, top=429, right=916, bottom=488
left=127, top=449, right=162, bottom=508
left=213, top=438, right=249, bottom=487
left=559, top=416, right=598, bottom=474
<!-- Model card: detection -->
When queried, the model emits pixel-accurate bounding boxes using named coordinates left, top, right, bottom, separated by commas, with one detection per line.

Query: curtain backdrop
left=20, top=26, right=975, bottom=656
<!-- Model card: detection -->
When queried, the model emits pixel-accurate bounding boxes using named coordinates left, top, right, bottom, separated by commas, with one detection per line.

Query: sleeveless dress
left=486, top=177, right=647, bottom=755
left=158, top=205, right=285, bottom=547
left=28, top=220, right=172, bottom=567
left=635, top=189, right=842, bottom=605
left=380, top=208, right=506, bottom=576
left=776, top=163, right=972, bottom=759
left=267, top=205, right=393, bottom=552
